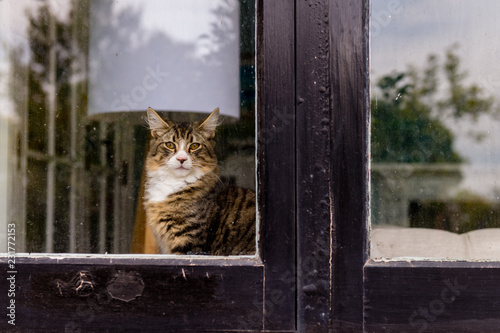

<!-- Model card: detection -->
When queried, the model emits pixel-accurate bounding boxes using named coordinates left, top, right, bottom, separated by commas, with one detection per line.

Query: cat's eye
left=189, top=143, right=201, bottom=150
left=163, top=142, right=175, bottom=150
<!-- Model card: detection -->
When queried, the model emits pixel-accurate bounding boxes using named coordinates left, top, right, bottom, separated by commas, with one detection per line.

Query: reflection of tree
left=25, top=1, right=88, bottom=155
left=371, top=45, right=497, bottom=163
left=10, top=0, right=89, bottom=252
left=372, top=46, right=500, bottom=233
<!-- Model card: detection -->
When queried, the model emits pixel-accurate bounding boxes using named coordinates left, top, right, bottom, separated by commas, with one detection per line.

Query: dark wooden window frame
left=321, top=1, right=500, bottom=332
left=3, top=0, right=499, bottom=332
left=297, top=0, right=500, bottom=332
left=1, top=1, right=296, bottom=332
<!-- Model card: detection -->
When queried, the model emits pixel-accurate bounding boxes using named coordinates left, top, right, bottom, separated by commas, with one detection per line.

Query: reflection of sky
left=0, top=0, right=229, bottom=57
left=371, top=0, right=500, bottom=82
left=116, top=0, right=236, bottom=57
left=371, top=0, right=500, bottom=197
left=88, top=0, right=240, bottom=116
left=0, top=0, right=241, bottom=118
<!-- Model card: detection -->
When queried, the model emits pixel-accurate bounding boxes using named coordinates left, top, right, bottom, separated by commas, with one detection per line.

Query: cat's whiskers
left=206, top=170, right=225, bottom=186
left=213, top=164, right=231, bottom=180
left=191, top=162, right=225, bottom=185
left=193, top=163, right=241, bottom=186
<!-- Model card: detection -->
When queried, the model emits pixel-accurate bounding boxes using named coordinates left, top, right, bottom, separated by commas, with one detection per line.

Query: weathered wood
left=295, top=0, right=370, bottom=331
left=364, top=261, right=500, bottom=332
left=295, top=0, right=333, bottom=332
left=257, top=0, right=296, bottom=330
left=328, top=0, right=370, bottom=330
left=0, top=257, right=263, bottom=332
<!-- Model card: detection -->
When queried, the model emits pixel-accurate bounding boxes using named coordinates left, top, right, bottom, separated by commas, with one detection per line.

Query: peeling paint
left=75, top=272, right=94, bottom=297
left=106, top=271, right=144, bottom=302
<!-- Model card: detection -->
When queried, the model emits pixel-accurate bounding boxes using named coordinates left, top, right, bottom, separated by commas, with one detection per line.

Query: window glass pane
left=0, top=0, right=256, bottom=255
left=370, top=0, right=500, bottom=260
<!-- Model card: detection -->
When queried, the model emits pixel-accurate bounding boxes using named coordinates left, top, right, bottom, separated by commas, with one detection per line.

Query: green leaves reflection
left=371, top=45, right=497, bottom=164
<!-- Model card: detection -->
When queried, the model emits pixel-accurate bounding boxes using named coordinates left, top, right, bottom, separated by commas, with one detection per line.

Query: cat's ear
left=147, top=107, right=169, bottom=137
left=198, top=107, right=220, bottom=139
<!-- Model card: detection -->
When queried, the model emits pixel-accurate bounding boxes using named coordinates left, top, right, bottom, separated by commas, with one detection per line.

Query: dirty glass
left=0, top=0, right=256, bottom=254
left=370, top=0, right=500, bottom=260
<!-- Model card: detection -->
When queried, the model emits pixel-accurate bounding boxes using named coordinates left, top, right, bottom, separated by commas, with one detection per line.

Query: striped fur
left=143, top=107, right=256, bottom=255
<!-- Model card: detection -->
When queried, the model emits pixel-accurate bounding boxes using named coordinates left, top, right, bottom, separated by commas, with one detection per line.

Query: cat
left=143, top=107, right=256, bottom=255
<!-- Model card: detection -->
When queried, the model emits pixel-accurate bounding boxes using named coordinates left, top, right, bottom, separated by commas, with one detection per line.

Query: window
left=1, top=0, right=256, bottom=254
left=3, top=0, right=499, bottom=331
left=371, top=0, right=500, bottom=261
left=1, top=1, right=295, bottom=331
left=295, top=0, right=500, bottom=332
left=365, top=1, right=500, bottom=332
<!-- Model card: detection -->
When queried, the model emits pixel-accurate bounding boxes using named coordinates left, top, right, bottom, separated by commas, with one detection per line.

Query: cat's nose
left=177, top=156, right=188, bottom=164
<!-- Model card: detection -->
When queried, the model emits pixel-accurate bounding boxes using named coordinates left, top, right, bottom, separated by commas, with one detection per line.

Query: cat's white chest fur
left=145, top=166, right=204, bottom=203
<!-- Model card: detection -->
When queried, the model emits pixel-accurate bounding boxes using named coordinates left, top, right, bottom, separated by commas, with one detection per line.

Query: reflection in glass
left=370, top=0, right=500, bottom=260
left=88, top=0, right=241, bottom=117
left=0, top=0, right=256, bottom=254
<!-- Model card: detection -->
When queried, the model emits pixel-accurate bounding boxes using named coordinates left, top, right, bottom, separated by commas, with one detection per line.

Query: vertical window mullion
left=68, top=24, right=79, bottom=253
left=112, top=125, right=121, bottom=253
left=45, top=12, right=58, bottom=253
left=98, top=122, right=108, bottom=253
left=19, top=69, right=29, bottom=253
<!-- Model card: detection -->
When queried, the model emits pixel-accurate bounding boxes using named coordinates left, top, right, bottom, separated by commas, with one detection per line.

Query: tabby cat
left=143, top=107, right=256, bottom=255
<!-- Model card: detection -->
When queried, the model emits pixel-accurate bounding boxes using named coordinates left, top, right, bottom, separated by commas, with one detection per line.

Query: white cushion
left=371, top=227, right=500, bottom=260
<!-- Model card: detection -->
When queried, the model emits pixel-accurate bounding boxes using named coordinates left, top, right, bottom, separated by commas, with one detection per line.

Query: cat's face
left=146, top=108, right=219, bottom=179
